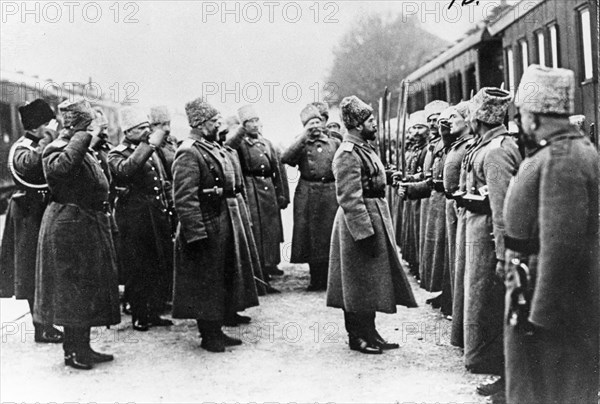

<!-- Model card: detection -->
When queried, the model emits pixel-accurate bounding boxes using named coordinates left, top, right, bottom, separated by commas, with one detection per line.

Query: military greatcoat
left=281, top=130, right=340, bottom=265
left=463, top=125, right=521, bottom=374
left=326, top=133, right=417, bottom=313
left=34, top=131, right=120, bottom=328
left=0, top=132, right=53, bottom=300
left=226, top=127, right=286, bottom=268
left=108, top=140, right=173, bottom=310
left=503, top=127, right=599, bottom=404
left=443, top=133, right=475, bottom=348
left=172, top=130, right=259, bottom=321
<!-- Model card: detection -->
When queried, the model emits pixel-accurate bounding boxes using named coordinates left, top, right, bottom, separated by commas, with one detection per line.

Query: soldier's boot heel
left=200, top=333, right=226, bottom=353
left=64, top=351, right=94, bottom=370
left=348, top=336, right=382, bottom=354
left=35, top=325, right=64, bottom=343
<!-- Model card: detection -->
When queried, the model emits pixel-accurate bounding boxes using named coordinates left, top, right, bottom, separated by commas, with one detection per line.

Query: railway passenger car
left=0, top=70, right=122, bottom=209
left=403, top=0, right=598, bottom=148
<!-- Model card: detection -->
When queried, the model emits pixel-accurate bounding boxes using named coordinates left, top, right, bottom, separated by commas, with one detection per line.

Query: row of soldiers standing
left=0, top=96, right=304, bottom=367
left=392, top=64, right=599, bottom=404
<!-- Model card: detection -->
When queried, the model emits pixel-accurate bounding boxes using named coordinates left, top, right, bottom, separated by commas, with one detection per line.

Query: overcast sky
left=1, top=0, right=517, bottom=144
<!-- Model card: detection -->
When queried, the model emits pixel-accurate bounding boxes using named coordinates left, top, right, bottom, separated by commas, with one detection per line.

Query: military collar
left=449, top=133, right=474, bottom=150
left=243, top=134, right=265, bottom=146
left=479, top=125, right=507, bottom=146
left=528, top=127, right=583, bottom=157
left=344, top=132, right=373, bottom=150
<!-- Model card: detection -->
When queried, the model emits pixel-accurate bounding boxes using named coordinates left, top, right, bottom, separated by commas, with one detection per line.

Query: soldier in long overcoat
left=442, top=101, right=474, bottom=348
left=0, top=99, right=63, bottom=343
left=225, top=105, right=288, bottom=277
left=282, top=104, right=340, bottom=291
left=327, top=96, right=417, bottom=355
left=503, top=65, right=599, bottom=404
left=172, top=98, right=260, bottom=352
left=461, top=88, right=521, bottom=389
left=35, top=99, right=120, bottom=370
left=109, top=107, right=173, bottom=331
left=399, top=112, right=429, bottom=279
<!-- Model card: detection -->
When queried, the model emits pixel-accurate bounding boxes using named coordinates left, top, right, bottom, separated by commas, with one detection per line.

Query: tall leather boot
left=83, top=328, right=114, bottom=363
left=366, top=313, right=399, bottom=350
left=344, top=311, right=382, bottom=354
left=197, top=319, right=225, bottom=353
left=29, top=298, right=63, bottom=343
left=63, top=327, right=93, bottom=370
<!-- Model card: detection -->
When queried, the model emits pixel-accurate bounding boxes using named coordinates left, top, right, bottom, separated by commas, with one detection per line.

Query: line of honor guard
left=0, top=64, right=598, bottom=404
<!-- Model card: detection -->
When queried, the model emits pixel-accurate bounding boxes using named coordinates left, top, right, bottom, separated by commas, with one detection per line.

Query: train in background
left=0, top=70, right=123, bottom=210
left=402, top=0, right=598, bottom=148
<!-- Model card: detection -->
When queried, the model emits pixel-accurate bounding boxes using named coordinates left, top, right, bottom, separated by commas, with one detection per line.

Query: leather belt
left=54, top=199, right=111, bottom=214
left=432, top=181, right=445, bottom=193
left=363, top=189, right=385, bottom=199
left=247, top=171, right=273, bottom=178
left=201, top=186, right=241, bottom=198
left=505, top=235, right=539, bottom=255
left=301, top=176, right=335, bottom=184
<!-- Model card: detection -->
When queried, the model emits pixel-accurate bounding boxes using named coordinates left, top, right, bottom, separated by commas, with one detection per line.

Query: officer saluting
left=327, top=96, right=417, bottom=354
left=109, top=107, right=174, bottom=331
left=0, top=99, right=63, bottom=343
left=503, top=65, right=599, bottom=404
left=282, top=104, right=340, bottom=291
left=172, top=98, right=260, bottom=353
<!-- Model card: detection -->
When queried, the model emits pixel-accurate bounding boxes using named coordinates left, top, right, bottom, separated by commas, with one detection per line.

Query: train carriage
left=403, top=0, right=598, bottom=148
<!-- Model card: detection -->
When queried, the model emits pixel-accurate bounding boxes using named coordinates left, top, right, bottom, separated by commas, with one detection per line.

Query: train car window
left=519, top=39, right=529, bottom=75
left=536, top=31, right=546, bottom=67
left=505, top=48, right=516, bottom=92
left=548, top=24, right=559, bottom=68
left=0, top=102, right=12, bottom=144
left=578, top=7, right=593, bottom=80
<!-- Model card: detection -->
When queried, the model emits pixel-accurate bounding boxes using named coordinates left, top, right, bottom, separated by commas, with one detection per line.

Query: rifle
left=377, top=97, right=384, bottom=160
left=385, top=88, right=392, bottom=168
left=396, top=80, right=410, bottom=179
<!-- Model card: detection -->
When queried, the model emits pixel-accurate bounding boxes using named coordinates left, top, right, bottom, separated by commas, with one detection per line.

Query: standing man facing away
left=327, top=96, right=417, bottom=355
left=503, top=65, right=599, bottom=404
left=282, top=104, right=340, bottom=291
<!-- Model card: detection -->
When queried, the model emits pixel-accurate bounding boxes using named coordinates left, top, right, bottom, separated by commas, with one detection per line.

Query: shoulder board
left=340, top=142, right=354, bottom=152
left=223, top=145, right=234, bottom=152
left=113, top=144, right=128, bottom=152
left=490, top=136, right=504, bottom=149
left=49, top=138, right=68, bottom=149
left=180, top=138, right=196, bottom=149
left=15, top=137, right=36, bottom=151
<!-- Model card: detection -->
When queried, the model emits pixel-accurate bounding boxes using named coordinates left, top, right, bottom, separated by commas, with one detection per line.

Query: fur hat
left=185, top=98, right=219, bottom=128
left=340, top=96, right=373, bottom=129
left=58, top=98, right=94, bottom=130
left=300, top=104, right=323, bottom=127
left=454, top=101, right=470, bottom=119
left=438, top=107, right=454, bottom=122
left=311, top=101, right=329, bottom=121
left=470, top=87, right=512, bottom=125
left=424, top=100, right=450, bottom=119
left=18, top=99, right=55, bottom=131
left=515, top=64, right=575, bottom=115
left=238, top=104, right=259, bottom=124
left=149, top=105, right=171, bottom=124
left=120, top=107, right=149, bottom=132
left=408, top=110, right=427, bottom=129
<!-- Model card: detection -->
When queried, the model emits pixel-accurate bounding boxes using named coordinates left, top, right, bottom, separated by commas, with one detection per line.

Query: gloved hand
left=495, top=259, right=506, bottom=280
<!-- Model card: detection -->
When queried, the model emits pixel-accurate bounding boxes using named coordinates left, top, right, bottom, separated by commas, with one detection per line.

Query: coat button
left=264, top=187, right=268, bottom=190
left=154, top=177, right=158, bottom=180
left=156, top=196, right=160, bottom=200
left=154, top=187, right=159, bottom=191
left=151, top=167, right=155, bottom=171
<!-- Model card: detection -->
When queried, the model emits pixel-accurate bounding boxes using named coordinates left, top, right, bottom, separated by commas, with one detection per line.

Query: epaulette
left=113, top=144, right=128, bottom=152
left=16, top=137, right=36, bottom=151
left=49, top=138, right=68, bottom=149
left=340, top=142, right=354, bottom=152
left=489, top=136, right=504, bottom=149
left=180, top=138, right=196, bottom=149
